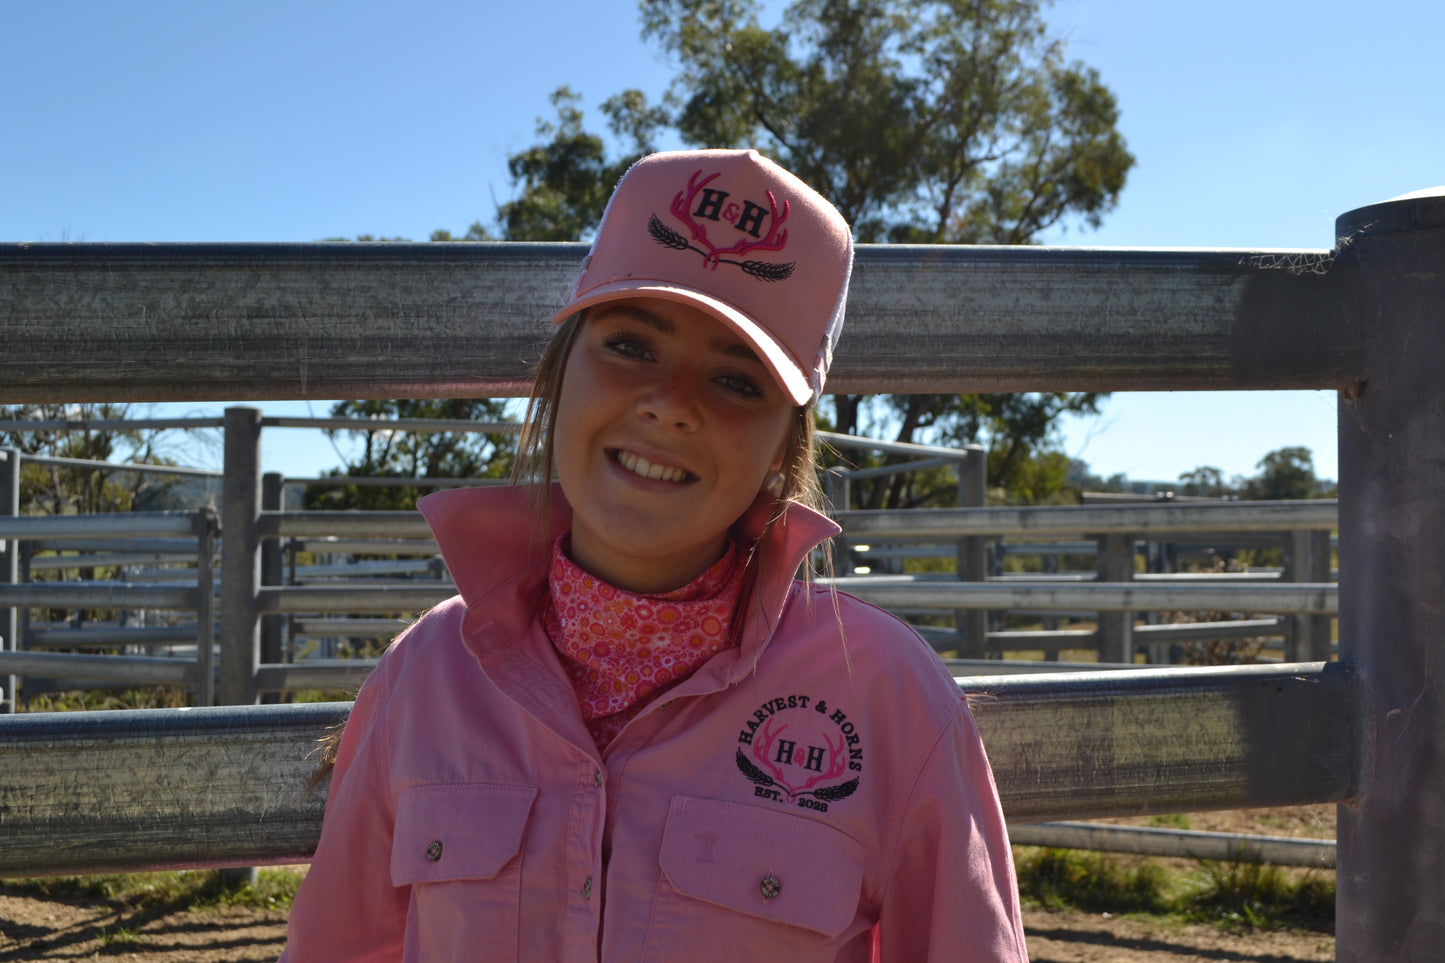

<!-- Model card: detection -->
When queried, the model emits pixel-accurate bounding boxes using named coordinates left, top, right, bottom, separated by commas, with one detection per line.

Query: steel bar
left=0, top=702, right=336, bottom=875
left=0, top=242, right=1359, bottom=403
left=829, top=578, right=1337, bottom=614
left=0, top=663, right=1352, bottom=875
left=1008, top=822, right=1335, bottom=868
left=980, top=619, right=1287, bottom=654
left=286, top=537, right=438, bottom=556
left=286, top=476, right=503, bottom=489
left=290, top=618, right=411, bottom=636
left=1335, top=188, right=1445, bottom=961
left=258, top=585, right=454, bottom=614
left=253, top=660, right=378, bottom=693
left=27, top=537, right=201, bottom=554
left=837, top=501, right=1338, bottom=539
left=0, top=650, right=195, bottom=684
left=17, top=455, right=223, bottom=478
left=27, top=553, right=201, bottom=571
left=944, top=659, right=1164, bottom=675
left=259, top=511, right=435, bottom=539
left=2, top=446, right=18, bottom=714
left=29, top=626, right=200, bottom=647
left=0, top=418, right=223, bottom=431
left=0, top=512, right=200, bottom=539
left=264, top=416, right=521, bottom=433
left=194, top=509, right=217, bottom=707
left=963, top=662, right=1357, bottom=820
left=1132, top=618, right=1288, bottom=640
left=220, top=407, right=262, bottom=706
left=832, top=457, right=958, bottom=481
left=0, top=583, right=196, bottom=608
left=817, top=431, right=980, bottom=461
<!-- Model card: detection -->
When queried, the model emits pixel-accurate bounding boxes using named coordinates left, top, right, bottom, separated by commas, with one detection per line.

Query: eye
left=602, top=332, right=653, bottom=360
left=715, top=372, right=764, bottom=399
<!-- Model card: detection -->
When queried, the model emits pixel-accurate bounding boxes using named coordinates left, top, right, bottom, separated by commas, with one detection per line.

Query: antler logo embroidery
left=647, top=169, right=796, bottom=282
left=734, top=695, right=862, bottom=812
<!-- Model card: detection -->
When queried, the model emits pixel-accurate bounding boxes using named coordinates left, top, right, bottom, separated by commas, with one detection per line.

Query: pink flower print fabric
left=544, top=535, right=744, bottom=749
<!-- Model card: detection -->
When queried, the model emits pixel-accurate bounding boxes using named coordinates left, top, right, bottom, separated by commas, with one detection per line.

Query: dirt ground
left=1, top=807, right=1336, bottom=962
left=0, top=896, right=1334, bottom=962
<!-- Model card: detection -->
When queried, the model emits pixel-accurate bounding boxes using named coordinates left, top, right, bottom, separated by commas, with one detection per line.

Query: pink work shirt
left=281, top=485, right=1028, bottom=961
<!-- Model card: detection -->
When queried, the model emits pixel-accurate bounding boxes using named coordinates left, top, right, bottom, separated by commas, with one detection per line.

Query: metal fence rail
left=0, top=663, right=1351, bottom=876
left=2, top=189, right=1443, bottom=958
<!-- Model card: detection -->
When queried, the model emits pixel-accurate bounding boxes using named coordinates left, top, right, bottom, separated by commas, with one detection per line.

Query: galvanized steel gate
left=2, top=188, right=1442, bottom=959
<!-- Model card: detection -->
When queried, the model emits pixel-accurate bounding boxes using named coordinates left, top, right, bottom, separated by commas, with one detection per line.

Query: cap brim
left=550, top=281, right=814, bottom=406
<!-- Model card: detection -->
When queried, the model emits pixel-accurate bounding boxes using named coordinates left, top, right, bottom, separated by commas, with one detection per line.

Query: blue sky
left=5, top=0, right=1441, bottom=484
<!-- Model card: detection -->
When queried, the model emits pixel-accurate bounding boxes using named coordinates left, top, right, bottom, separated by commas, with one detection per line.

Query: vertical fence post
left=1, top=447, right=18, bottom=713
left=824, top=468, right=850, bottom=577
left=1335, top=188, right=1445, bottom=961
left=1095, top=533, right=1134, bottom=664
left=219, top=407, right=262, bottom=707
left=956, top=446, right=988, bottom=659
left=193, top=507, right=217, bottom=707
left=1307, top=529, right=1333, bottom=662
left=1294, top=529, right=1317, bottom=665
left=259, top=472, right=284, bottom=704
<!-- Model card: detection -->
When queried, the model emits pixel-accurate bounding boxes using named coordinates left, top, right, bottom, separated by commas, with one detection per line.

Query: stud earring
left=763, top=470, right=785, bottom=495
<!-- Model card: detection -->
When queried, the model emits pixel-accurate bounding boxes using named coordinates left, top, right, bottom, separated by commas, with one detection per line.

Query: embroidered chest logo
left=648, top=168, right=796, bottom=282
left=735, top=695, right=862, bottom=812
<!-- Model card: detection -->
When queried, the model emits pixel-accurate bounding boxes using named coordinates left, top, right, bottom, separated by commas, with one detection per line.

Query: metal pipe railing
left=828, top=578, right=1336, bottom=614
left=0, top=662, right=1353, bottom=876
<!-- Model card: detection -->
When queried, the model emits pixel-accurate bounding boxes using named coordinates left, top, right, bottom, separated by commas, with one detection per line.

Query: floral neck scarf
left=543, top=535, right=744, bottom=749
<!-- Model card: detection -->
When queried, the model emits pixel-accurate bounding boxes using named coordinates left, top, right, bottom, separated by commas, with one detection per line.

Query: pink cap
left=551, top=149, right=854, bottom=405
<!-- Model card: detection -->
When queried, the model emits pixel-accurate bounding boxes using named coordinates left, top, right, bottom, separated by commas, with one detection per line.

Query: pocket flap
left=659, top=795, right=865, bottom=937
left=390, top=782, right=538, bottom=886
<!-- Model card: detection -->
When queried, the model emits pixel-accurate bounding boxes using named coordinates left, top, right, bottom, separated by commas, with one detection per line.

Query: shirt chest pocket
left=391, top=782, right=537, bottom=962
left=647, top=795, right=868, bottom=960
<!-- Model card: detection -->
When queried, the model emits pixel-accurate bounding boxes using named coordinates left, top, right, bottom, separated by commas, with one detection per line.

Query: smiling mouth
left=613, top=449, right=694, bottom=483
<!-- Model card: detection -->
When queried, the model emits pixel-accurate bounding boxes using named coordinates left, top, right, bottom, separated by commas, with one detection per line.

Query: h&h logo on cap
left=550, top=149, right=854, bottom=406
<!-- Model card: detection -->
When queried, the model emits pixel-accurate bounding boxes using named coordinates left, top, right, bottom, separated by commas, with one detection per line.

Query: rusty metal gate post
left=1335, top=188, right=1445, bottom=960
left=219, top=407, right=262, bottom=706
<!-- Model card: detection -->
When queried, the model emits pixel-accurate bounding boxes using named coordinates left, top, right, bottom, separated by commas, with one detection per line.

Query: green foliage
left=1243, top=446, right=1327, bottom=501
left=638, top=0, right=1133, bottom=243
left=302, top=399, right=518, bottom=511
left=497, top=86, right=662, bottom=241
left=1016, top=847, right=1172, bottom=915
left=1189, top=860, right=1335, bottom=931
left=429, top=221, right=494, bottom=242
left=21, top=686, right=194, bottom=713
left=97, top=925, right=145, bottom=946
left=5, top=868, right=302, bottom=912
left=0, top=403, right=191, bottom=515
left=1014, top=847, right=1336, bottom=933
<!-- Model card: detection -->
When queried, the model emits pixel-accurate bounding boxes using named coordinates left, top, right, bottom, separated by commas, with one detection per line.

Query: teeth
left=617, top=450, right=689, bottom=483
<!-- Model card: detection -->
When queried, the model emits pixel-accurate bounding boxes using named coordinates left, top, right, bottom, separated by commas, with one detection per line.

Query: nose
left=636, top=369, right=701, bottom=430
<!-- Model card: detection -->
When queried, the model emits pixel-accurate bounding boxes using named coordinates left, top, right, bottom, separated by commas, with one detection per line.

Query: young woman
left=281, top=149, right=1028, bottom=961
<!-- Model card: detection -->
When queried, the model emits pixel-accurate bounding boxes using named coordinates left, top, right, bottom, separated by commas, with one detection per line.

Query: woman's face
left=553, top=298, right=794, bottom=594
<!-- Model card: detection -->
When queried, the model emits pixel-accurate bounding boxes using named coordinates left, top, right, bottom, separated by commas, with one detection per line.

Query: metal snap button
left=426, top=840, right=443, bottom=862
left=593, top=768, right=602, bottom=788
left=582, top=875, right=594, bottom=900
left=760, top=874, right=781, bottom=900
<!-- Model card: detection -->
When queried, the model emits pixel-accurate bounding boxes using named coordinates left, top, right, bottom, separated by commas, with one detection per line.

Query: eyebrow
left=611, top=305, right=764, bottom=364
